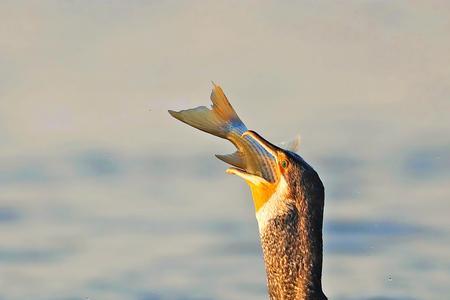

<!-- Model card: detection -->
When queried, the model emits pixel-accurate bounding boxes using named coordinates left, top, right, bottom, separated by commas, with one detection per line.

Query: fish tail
left=168, top=83, right=247, bottom=139
left=170, top=83, right=276, bottom=179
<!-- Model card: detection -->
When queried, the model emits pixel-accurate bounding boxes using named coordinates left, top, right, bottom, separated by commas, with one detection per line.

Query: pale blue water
left=0, top=141, right=449, bottom=300
left=1, top=2, right=450, bottom=299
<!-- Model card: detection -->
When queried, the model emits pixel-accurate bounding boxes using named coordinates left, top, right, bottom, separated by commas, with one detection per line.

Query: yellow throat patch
left=248, top=180, right=278, bottom=212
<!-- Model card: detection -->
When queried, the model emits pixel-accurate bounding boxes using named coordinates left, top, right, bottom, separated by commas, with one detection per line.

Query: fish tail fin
left=168, top=83, right=246, bottom=138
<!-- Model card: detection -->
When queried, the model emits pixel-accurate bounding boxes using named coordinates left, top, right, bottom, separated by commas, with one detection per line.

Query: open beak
left=225, top=130, right=283, bottom=211
left=227, top=129, right=283, bottom=179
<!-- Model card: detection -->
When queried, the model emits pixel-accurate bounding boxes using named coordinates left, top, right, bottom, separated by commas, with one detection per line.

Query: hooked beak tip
left=241, top=130, right=251, bottom=138
left=241, top=130, right=259, bottom=140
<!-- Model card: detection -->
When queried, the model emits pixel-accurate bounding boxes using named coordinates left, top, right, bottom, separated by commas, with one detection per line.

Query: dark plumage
left=260, top=152, right=327, bottom=300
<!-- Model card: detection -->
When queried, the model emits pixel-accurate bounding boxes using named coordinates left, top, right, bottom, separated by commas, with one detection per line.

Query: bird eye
left=281, top=160, right=289, bottom=169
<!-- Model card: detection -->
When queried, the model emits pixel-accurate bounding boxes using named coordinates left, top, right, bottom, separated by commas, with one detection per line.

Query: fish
left=168, top=83, right=279, bottom=183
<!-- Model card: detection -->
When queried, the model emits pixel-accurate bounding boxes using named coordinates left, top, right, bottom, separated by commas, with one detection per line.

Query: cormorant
left=169, top=84, right=327, bottom=300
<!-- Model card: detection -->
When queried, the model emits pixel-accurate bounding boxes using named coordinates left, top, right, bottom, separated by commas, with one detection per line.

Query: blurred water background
left=1, top=1, right=449, bottom=300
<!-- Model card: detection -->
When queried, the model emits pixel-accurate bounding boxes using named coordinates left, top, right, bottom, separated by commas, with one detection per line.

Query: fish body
left=169, top=83, right=277, bottom=183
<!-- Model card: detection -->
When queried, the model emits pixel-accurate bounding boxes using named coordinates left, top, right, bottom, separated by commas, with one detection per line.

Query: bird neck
left=258, top=202, right=326, bottom=300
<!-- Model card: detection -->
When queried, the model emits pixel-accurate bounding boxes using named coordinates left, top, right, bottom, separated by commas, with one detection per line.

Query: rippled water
left=1, top=142, right=449, bottom=300
left=1, top=2, right=450, bottom=299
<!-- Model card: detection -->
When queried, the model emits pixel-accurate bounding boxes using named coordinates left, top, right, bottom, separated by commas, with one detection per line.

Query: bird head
left=226, top=130, right=305, bottom=213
